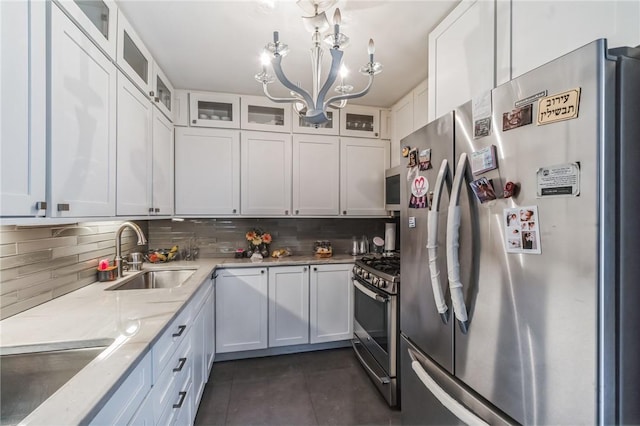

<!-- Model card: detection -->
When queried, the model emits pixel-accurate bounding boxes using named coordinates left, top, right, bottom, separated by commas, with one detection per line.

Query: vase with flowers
left=245, top=228, right=272, bottom=259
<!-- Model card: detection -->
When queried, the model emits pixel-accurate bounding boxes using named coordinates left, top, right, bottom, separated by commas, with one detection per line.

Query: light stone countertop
left=0, top=255, right=358, bottom=425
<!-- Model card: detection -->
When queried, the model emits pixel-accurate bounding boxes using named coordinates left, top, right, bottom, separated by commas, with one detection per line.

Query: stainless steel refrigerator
left=400, top=39, right=640, bottom=425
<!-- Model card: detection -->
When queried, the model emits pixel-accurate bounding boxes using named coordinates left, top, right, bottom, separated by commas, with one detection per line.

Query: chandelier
left=254, top=0, right=382, bottom=125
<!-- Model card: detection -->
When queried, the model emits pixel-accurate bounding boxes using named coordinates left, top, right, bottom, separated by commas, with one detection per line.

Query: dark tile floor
left=194, top=348, right=401, bottom=425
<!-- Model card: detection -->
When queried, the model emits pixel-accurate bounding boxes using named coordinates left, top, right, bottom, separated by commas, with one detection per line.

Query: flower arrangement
left=245, top=228, right=272, bottom=258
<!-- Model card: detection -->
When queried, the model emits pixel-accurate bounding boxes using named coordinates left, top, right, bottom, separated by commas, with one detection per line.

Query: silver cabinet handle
left=57, top=203, right=70, bottom=212
left=313, top=267, right=317, bottom=271
left=285, top=210, right=289, bottom=215
left=35, top=201, right=47, bottom=210
left=149, top=90, right=155, bottom=97
left=173, top=357, right=187, bottom=372
left=173, top=391, right=187, bottom=409
left=192, top=119, right=197, bottom=124
left=154, top=96, right=160, bottom=103
left=343, top=210, right=347, bottom=215
left=232, top=209, right=237, bottom=213
left=148, top=207, right=154, bottom=213
left=172, top=325, right=186, bottom=337
left=155, top=208, right=160, bottom=213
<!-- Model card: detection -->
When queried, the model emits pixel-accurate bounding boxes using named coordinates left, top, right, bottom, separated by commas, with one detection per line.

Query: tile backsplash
left=0, top=221, right=147, bottom=320
left=148, top=218, right=394, bottom=258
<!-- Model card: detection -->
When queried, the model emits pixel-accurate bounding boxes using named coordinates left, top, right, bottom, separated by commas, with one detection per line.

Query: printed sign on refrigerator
left=503, top=206, right=542, bottom=254
left=409, top=175, right=429, bottom=209
left=537, top=88, right=581, bottom=125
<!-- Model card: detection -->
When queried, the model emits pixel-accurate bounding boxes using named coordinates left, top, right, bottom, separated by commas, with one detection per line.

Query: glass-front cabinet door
left=189, top=92, right=240, bottom=129
left=55, top=0, right=118, bottom=59
left=116, top=9, right=153, bottom=94
left=292, top=109, right=339, bottom=135
left=241, top=95, right=291, bottom=133
left=151, top=63, right=174, bottom=122
left=339, top=105, right=381, bottom=138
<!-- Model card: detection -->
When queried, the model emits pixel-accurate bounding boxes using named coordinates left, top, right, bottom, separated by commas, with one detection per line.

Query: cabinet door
left=428, top=0, right=495, bottom=121
left=268, top=266, right=310, bottom=347
left=412, top=79, right=429, bottom=130
left=175, top=127, right=240, bottom=215
left=151, top=107, right=174, bottom=216
left=53, top=0, right=118, bottom=59
left=241, top=95, right=292, bottom=133
left=192, top=300, right=206, bottom=410
left=292, top=135, right=340, bottom=216
left=189, top=91, right=239, bottom=129
left=379, top=109, right=392, bottom=140
left=116, top=9, right=152, bottom=95
left=292, top=109, right=339, bottom=135
left=151, top=63, right=174, bottom=122
left=173, top=89, right=189, bottom=127
left=393, top=92, right=414, bottom=142
left=116, top=72, right=152, bottom=216
left=204, top=285, right=215, bottom=374
left=339, top=105, right=380, bottom=138
left=215, top=268, right=268, bottom=353
left=310, top=264, right=354, bottom=344
left=50, top=4, right=117, bottom=217
left=241, top=131, right=292, bottom=216
left=340, top=137, right=389, bottom=216
left=0, top=0, right=46, bottom=216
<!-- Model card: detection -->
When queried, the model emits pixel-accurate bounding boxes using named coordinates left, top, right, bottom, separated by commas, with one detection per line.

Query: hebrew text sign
left=537, top=88, right=581, bottom=125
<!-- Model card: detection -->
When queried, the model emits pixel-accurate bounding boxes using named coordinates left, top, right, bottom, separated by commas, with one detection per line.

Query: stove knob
left=364, top=271, right=371, bottom=279
left=371, top=277, right=378, bottom=287
left=377, top=278, right=386, bottom=288
left=354, top=267, right=361, bottom=276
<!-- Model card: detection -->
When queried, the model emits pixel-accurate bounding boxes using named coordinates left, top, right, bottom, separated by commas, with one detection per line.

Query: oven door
left=352, top=276, right=395, bottom=374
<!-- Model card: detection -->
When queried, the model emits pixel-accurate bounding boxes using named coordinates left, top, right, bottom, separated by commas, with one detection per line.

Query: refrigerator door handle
left=408, top=348, right=489, bottom=426
left=447, top=153, right=470, bottom=333
left=427, top=159, right=453, bottom=324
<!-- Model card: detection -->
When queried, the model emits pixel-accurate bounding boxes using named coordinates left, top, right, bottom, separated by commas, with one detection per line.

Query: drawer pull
left=173, top=325, right=187, bottom=337
left=173, top=357, right=187, bottom=372
left=173, top=391, right=187, bottom=409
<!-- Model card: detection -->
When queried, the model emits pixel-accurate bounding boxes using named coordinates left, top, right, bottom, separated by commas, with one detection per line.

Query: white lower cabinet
left=192, top=279, right=214, bottom=415
left=175, top=127, right=240, bottom=216
left=310, top=264, right=354, bottom=344
left=268, top=266, right=310, bottom=347
left=215, top=268, right=268, bottom=353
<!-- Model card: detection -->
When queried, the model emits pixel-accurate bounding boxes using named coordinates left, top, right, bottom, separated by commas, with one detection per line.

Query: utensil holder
left=97, top=266, right=117, bottom=282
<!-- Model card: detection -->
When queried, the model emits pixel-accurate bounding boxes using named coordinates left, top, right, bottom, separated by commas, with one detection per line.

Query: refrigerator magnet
left=474, top=117, right=491, bottom=139
left=470, top=145, right=498, bottom=175
left=469, top=177, right=497, bottom=203
left=402, top=145, right=411, bottom=158
left=503, top=206, right=542, bottom=254
left=536, top=163, right=580, bottom=197
left=502, top=104, right=533, bottom=131
left=407, top=148, right=418, bottom=168
left=418, top=148, right=432, bottom=170
left=537, top=88, right=581, bottom=125
left=409, top=175, right=429, bottom=209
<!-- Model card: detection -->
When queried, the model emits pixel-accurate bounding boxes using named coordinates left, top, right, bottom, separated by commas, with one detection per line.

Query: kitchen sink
left=105, top=269, right=196, bottom=291
left=0, top=339, right=114, bottom=425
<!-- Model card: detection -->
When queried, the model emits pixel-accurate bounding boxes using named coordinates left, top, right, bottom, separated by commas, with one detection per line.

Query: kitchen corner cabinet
left=116, top=9, right=153, bottom=95
left=150, top=63, right=174, bottom=122
left=310, top=263, right=354, bottom=344
left=241, top=95, right=292, bottom=133
left=189, top=91, right=239, bottom=129
left=174, top=127, right=240, bottom=216
left=0, top=0, right=46, bottom=217
left=215, top=268, right=268, bottom=353
left=50, top=3, right=117, bottom=217
left=268, top=266, right=310, bottom=347
left=339, top=105, right=380, bottom=138
left=292, top=134, right=340, bottom=216
left=240, top=131, right=292, bottom=216
left=340, top=138, right=389, bottom=216
left=292, top=109, right=339, bottom=135
left=52, top=0, right=118, bottom=60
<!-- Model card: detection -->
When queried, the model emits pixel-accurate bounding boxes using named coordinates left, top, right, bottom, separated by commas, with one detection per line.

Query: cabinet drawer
left=153, top=335, right=193, bottom=423
left=156, top=364, right=193, bottom=426
left=152, top=305, right=193, bottom=382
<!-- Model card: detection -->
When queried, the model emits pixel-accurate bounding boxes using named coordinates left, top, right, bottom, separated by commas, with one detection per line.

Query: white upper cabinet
left=53, top=0, right=118, bottom=59
left=292, top=109, right=340, bottom=135
left=340, top=137, right=389, bottom=216
left=428, top=0, right=495, bottom=122
left=1, top=0, right=46, bottom=217
left=116, top=72, right=152, bottom=216
left=379, top=109, right=392, bottom=140
left=292, top=134, right=340, bottom=216
left=189, top=92, right=239, bottom=129
left=241, top=131, right=292, bottom=216
left=151, top=63, right=174, bottom=122
left=506, top=1, right=640, bottom=81
left=412, top=79, right=429, bottom=130
left=241, top=95, right=292, bottom=133
left=116, top=9, right=152, bottom=95
left=49, top=3, right=117, bottom=217
left=268, top=266, right=310, bottom=347
left=173, top=89, right=189, bottom=126
left=151, top=107, right=174, bottom=216
left=174, top=127, right=240, bottom=216
left=339, top=105, right=381, bottom=138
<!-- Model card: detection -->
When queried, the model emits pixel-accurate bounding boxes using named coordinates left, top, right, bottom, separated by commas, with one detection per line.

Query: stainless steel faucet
left=115, top=221, right=147, bottom=277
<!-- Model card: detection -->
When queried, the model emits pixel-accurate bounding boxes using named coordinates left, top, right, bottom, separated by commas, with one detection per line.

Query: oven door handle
left=353, top=279, right=388, bottom=303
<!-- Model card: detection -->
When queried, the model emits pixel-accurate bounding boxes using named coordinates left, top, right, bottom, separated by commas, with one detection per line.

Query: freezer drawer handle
left=446, top=153, right=470, bottom=333
left=408, top=349, right=488, bottom=426
left=352, top=339, right=391, bottom=385
left=427, top=159, right=452, bottom=324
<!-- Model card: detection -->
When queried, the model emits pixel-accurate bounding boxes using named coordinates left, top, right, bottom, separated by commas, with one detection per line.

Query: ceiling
left=117, top=0, right=459, bottom=108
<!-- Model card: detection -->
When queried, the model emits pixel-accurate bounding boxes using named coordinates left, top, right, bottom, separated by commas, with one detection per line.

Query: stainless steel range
left=351, top=254, right=400, bottom=407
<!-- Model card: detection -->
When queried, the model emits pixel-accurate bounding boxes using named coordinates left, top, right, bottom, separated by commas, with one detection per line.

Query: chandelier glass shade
left=254, top=0, right=382, bottom=125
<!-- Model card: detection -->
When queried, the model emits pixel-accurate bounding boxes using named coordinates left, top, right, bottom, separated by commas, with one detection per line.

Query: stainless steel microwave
left=385, top=166, right=403, bottom=211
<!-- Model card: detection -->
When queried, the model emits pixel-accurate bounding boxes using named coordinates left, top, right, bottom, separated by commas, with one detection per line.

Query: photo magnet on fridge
left=504, top=206, right=542, bottom=254
left=418, top=148, right=432, bottom=170
left=409, top=175, right=429, bottom=209
left=469, top=177, right=497, bottom=203
left=503, top=104, right=533, bottom=131
left=407, top=148, right=418, bottom=168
